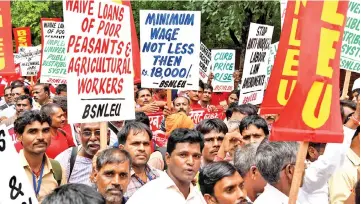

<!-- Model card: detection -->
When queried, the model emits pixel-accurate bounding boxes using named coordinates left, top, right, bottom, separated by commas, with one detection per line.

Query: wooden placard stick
left=288, top=141, right=309, bottom=204
left=100, top=122, right=108, bottom=150
left=167, top=89, right=172, bottom=109
left=341, top=70, right=351, bottom=99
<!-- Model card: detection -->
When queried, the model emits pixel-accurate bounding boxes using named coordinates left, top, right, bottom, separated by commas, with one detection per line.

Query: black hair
left=125, top=112, right=150, bottom=127
left=166, top=128, right=204, bottom=155
left=11, top=84, right=30, bottom=95
left=135, top=88, right=152, bottom=99
left=4, top=86, right=11, bottom=92
left=356, top=180, right=360, bottom=204
left=96, top=148, right=132, bottom=171
left=16, top=95, right=33, bottom=106
left=229, top=89, right=240, bottom=99
left=55, top=84, right=67, bottom=94
left=42, top=183, right=105, bottom=204
left=239, top=115, right=269, bottom=136
left=41, top=103, right=62, bottom=117
left=14, top=110, right=51, bottom=134
left=35, top=83, right=50, bottom=95
left=353, top=126, right=360, bottom=140
left=231, top=104, right=258, bottom=116
left=10, top=80, right=24, bottom=87
left=226, top=102, right=238, bottom=119
left=135, top=83, right=141, bottom=90
left=306, top=142, right=326, bottom=160
left=203, top=84, right=213, bottom=92
left=117, top=121, right=153, bottom=145
left=199, top=79, right=204, bottom=89
left=340, top=100, right=356, bottom=123
left=199, top=161, right=238, bottom=196
left=196, top=119, right=228, bottom=135
left=52, top=96, right=67, bottom=112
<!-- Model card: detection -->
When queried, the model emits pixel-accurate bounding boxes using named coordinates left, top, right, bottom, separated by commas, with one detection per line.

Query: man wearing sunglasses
left=0, top=86, right=13, bottom=110
left=56, top=122, right=106, bottom=186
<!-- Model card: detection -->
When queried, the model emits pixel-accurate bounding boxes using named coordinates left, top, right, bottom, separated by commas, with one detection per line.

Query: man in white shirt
left=0, top=85, right=30, bottom=120
left=253, top=140, right=299, bottom=204
left=127, top=128, right=206, bottom=204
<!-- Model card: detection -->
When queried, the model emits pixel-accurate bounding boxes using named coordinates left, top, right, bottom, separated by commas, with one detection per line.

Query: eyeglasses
left=81, top=130, right=101, bottom=138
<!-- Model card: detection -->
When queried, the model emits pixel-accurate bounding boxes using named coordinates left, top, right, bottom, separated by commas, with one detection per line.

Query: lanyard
left=32, top=157, right=45, bottom=197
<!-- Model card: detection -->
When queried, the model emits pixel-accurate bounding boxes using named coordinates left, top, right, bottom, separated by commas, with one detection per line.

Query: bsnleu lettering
left=82, top=102, right=122, bottom=119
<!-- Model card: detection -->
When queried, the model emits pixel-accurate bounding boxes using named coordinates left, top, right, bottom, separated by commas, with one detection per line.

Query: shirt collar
left=264, top=183, right=289, bottom=201
left=347, top=149, right=360, bottom=166
left=20, top=150, right=53, bottom=174
left=162, top=171, right=197, bottom=199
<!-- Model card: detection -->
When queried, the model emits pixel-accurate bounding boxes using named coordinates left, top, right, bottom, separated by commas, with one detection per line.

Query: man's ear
left=204, top=194, right=216, bottom=204
left=90, top=168, right=98, bottom=183
left=250, top=166, right=257, bottom=180
left=17, top=133, right=22, bottom=142
left=165, top=152, right=171, bottom=167
left=286, top=164, right=295, bottom=182
left=119, top=144, right=125, bottom=150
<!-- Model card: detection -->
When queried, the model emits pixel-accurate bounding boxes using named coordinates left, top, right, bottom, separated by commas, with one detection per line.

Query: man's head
left=239, top=115, right=269, bottom=145
left=55, top=84, right=67, bottom=96
left=79, top=122, right=101, bottom=157
left=187, top=90, right=200, bottom=102
left=228, top=90, right=240, bottom=105
left=196, top=119, right=228, bottom=164
left=125, top=112, right=150, bottom=127
left=199, top=161, right=248, bottom=204
left=4, top=86, right=13, bottom=104
left=234, top=144, right=266, bottom=201
left=118, top=121, right=152, bottom=169
left=229, top=104, right=257, bottom=121
left=256, top=140, right=299, bottom=194
left=340, top=100, right=356, bottom=124
left=93, top=148, right=131, bottom=204
left=173, top=96, right=191, bottom=115
left=11, top=84, right=30, bottom=101
left=306, top=143, right=326, bottom=162
left=42, top=183, right=105, bottom=204
left=52, top=96, right=68, bottom=119
left=15, top=95, right=33, bottom=116
left=14, top=110, right=52, bottom=155
left=166, top=128, right=204, bottom=185
left=154, top=89, right=167, bottom=98
left=41, top=103, right=66, bottom=129
left=33, top=83, right=50, bottom=105
left=201, top=84, right=213, bottom=103
left=135, top=88, right=153, bottom=106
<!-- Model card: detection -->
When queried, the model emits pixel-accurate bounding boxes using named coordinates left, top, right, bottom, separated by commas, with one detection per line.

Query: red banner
left=13, top=27, right=32, bottom=52
left=0, top=1, right=15, bottom=75
left=271, top=0, right=348, bottom=143
left=148, top=108, right=226, bottom=147
left=260, top=1, right=307, bottom=114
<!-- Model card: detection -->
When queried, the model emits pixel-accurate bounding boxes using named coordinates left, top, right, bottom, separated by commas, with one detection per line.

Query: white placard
left=265, top=42, right=279, bottom=86
left=19, top=46, right=41, bottom=76
left=239, top=23, right=274, bottom=105
left=140, top=10, right=201, bottom=90
left=0, top=125, right=38, bottom=204
left=40, top=21, right=67, bottom=84
left=199, top=42, right=211, bottom=83
left=211, top=49, right=235, bottom=92
left=280, top=0, right=288, bottom=30
left=63, top=0, right=135, bottom=123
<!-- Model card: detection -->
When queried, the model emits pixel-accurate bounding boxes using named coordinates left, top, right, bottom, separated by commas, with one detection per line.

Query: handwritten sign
left=265, top=42, right=279, bottom=86
left=148, top=108, right=226, bottom=147
left=63, top=0, right=135, bottom=123
left=19, top=46, right=41, bottom=76
left=239, top=23, right=274, bottom=105
left=211, top=49, right=235, bottom=92
left=140, top=10, right=201, bottom=90
left=0, top=125, right=37, bottom=204
left=340, top=1, right=360, bottom=73
left=40, top=22, right=67, bottom=84
left=199, top=42, right=211, bottom=83
left=13, top=27, right=32, bottom=53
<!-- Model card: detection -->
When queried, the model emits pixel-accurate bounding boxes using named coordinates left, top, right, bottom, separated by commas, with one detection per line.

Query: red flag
left=13, top=27, right=32, bottom=52
left=270, top=0, right=348, bottom=143
left=0, top=1, right=15, bottom=75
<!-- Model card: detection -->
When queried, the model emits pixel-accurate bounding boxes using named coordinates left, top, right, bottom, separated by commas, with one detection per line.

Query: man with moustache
left=93, top=148, right=131, bottom=204
left=15, top=110, right=67, bottom=202
left=160, top=96, right=192, bottom=132
left=56, top=122, right=102, bottom=186
left=199, top=161, right=249, bottom=204
left=0, top=84, right=30, bottom=120
left=135, top=88, right=160, bottom=113
left=32, top=83, right=51, bottom=107
left=1, top=95, right=33, bottom=126
left=196, top=119, right=228, bottom=167
left=127, top=128, right=206, bottom=204
left=0, top=86, right=13, bottom=110
left=117, top=121, right=161, bottom=199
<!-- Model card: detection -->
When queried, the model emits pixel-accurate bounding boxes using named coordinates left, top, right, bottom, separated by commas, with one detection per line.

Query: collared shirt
left=297, top=126, right=356, bottom=204
left=0, top=105, right=15, bottom=118
left=126, top=171, right=206, bottom=204
left=254, top=184, right=298, bottom=204
left=20, top=150, right=67, bottom=203
left=125, top=165, right=161, bottom=199
left=328, top=148, right=360, bottom=204
left=55, top=146, right=93, bottom=186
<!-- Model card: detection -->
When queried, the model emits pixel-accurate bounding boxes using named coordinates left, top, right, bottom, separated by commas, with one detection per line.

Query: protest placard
left=40, top=21, right=67, bottom=84
left=19, top=46, right=41, bottom=76
left=63, top=0, right=135, bottom=123
left=211, top=49, right=235, bottom=92
left=0, top=125, right=38, bottom=204
left=0, top=2, right=15, bottom=75
left=140, top=10, right=201, bottom=90
left=280, top=0, right=288, bottom=29
left=199, top=42, right=211, bottom=83
left=13, top=27, right=32, bottom=53
left=265, top=42, right=279, bottom=86
left=239, top=23, right=274, bottom=105
left=340, top=0, right=360, bottom=73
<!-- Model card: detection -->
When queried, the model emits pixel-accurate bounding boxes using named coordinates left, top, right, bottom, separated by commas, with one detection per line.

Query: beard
left=104, top=186, right=124, bottom=204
